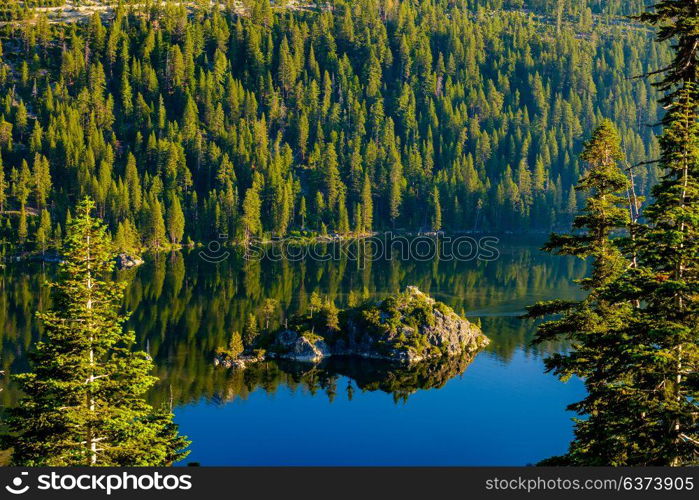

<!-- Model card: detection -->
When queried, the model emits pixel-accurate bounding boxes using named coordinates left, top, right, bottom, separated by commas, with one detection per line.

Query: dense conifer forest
left=0, top=0, right=669, bottom=255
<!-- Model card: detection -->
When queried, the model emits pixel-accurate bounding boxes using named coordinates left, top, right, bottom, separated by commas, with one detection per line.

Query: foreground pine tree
left=611, top=0, right=699, bottom=465
left=3, top=197, right=189, bottom=466
left=527, top=120, right=634, bottom=465
left=533, top=1, right=699, bottom=466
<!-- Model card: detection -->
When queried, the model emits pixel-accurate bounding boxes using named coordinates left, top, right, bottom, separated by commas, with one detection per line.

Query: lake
left=0, top=236, right=587, bottom=465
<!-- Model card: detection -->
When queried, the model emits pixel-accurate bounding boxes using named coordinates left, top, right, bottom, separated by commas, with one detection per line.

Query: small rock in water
left=115, top=253, right=144, bottom=269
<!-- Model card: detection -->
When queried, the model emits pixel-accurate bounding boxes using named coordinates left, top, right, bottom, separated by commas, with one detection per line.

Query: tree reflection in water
left=211, top=353, right=479, bottom=406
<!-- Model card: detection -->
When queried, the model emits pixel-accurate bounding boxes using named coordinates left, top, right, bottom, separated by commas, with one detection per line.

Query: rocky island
left=215, top=287, right=489, bottom=369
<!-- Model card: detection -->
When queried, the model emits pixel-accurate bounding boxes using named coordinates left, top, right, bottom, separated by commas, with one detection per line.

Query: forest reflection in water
left=0, top=237, right=586, bottom=411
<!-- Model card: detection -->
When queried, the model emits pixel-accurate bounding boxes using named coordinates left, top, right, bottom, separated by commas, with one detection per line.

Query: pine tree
left=337, top=197, right=350, bottom=234
left=321, top=299, right=340, bottom=332
left=431, top=186, right=442, bottom=231
left=15, top=100, right=28, bottom=139
left=361, top=172, right=373, bottom=233
left=566, top=187, right=577, bottom=221
left=241, top=176, right=263, bottom=243
left=388, top=145, right=403, bottom=227
left=115, top=218, right=139, bottom=254
left=314, top=191, right=325, bottom=230
left=35, top=207, right=51, bottom=255
left=29, top=122, right=42, bottom=154
left=297, top=113, right=309, bottom=159
left=124, top=153, right=142, bottom=213
left=323, top=142, right=342, bottom=209
left=115, top=221, right=128, bottom=253
left=353, top=202, right=363, bottom=234
left=15, top=159, right=31, bottom=208
left=3, top=198, right=189, bottom=466
left=299, top=195, right=307, bottom=229
left=243, top=313, right=259, bottom=347
left=526, top=120, right=633, bottom=465
left=610, top=1, right=699, bottom=465
left=0, top=153, right=6, bottom=213
left=260, top=298, right=278, bottom=331
left=166, top=193, right=185, bottom=245
left=226, top=331, right=244, bottom=359
left=18, top=205, right=28, bottom=243
left=121, top=69, right=133, bottom=116
left=146, top=196, right=167, bottom=250
left=309, top=291, right=322, bottom=318
left=32, top=153, right=51, bottom=210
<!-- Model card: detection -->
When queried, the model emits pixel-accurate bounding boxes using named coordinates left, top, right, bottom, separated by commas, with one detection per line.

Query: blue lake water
left=175, top=347, right=584, bottom=465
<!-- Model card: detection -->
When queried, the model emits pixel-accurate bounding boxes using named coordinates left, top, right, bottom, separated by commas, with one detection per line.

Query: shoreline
left=1, top=229, right=553, bottom=266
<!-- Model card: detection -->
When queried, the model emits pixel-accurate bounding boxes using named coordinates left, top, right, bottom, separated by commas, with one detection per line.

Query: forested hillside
left=0, top=0, right=668, bottom=254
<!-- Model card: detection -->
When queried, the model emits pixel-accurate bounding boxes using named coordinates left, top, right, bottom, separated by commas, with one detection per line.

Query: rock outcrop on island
left=115, top=253, right=144, bottom=269
left=215, top=287, right=489, bottom=368
left=214, top=352, right=265, bottom=370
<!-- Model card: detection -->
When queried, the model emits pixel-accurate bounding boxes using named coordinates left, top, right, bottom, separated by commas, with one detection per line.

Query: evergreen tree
left=431, top=186, right=442, bottom=231
left=146, top=197, right=167, bottom=250
left=18, top=205, right=28, bottom=243
left=166, top=193, right=185, bottom=245
left=242, top=313, right=259, bottom=347
left=241, top=176, right=262, bottom=243
left=309, top=291, right=322, bottom=318
left=353, top=202, right=363, bottom=234
left=3, top=198, right=189, bottom=466
left=0, top=152, right=6, bottom=212
left=361, top=172, right=373, bottom=233
left=337, top=196, right=350, bottom=234
left=321, top=299, right=340, bottom=332
left=260, top=298, right=278, bottom=331
left=36, top=207, right=51, bottom=255
left=610, top=0, right=699, bottom=465
left=526, top=120, right=633, bottom=465
left=15, top=159, right=31, bottom=208
left=32, top=153, right=51, bottom=210
left=388, top=147, right=403, bottom=227
left=225, top=331, right=244, bottom=359
left=299, top=196, right=307, bottom=229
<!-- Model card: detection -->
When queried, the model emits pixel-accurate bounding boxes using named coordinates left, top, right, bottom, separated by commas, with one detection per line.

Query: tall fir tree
left=526, top=120, right=634, bottom=465
left=613, top=0, right=699, bottom=465
left=241, top=175, right=263, bottom=242
left=35, top=207, right=51, bottom=255
left=166, top=193, right=185, bottom=245
left=431, top=186, right=442, bottom=231
left=242, top=313, right=259, bottom=347
left=3, top=197, right=189, bottom=465
left=361, top=172, right=373, bottom=233
left=146, top=196, right=167, bottom=250
left=0, top=152, right=6, bottom=213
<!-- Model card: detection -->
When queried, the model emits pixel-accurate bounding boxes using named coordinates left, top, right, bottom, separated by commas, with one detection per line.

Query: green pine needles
left=3, top=197, right=189, bottom=466
left=530, top=0, right=699, bottom=466
left=527, top=119, right=637, bottom=465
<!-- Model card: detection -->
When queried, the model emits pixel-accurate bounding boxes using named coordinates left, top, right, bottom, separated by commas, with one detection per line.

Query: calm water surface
left=0, top=237, right=587, bottom=465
